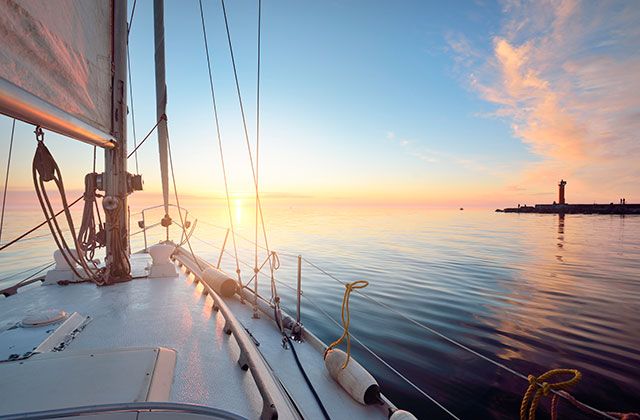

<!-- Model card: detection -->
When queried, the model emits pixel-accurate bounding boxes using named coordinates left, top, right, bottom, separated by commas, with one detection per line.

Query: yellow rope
left=520, top=369, right=582, bottom=420
left=323, top=280, right=369, bottom=369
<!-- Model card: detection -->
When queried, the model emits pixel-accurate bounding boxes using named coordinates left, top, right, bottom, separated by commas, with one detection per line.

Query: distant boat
left=460, top=207, right=464, bottom=210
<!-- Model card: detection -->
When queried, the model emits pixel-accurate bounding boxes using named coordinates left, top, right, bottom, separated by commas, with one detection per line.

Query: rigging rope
left=127, top=48, right=140, bottom=173
left=91, top=146, right=104, bottom=233
left=323, top=280, right=369, bottom=369
left=220, top=0, right=281, bottom=319
left=0, top=196, right=83, bottom=252
left=126, top=0, right=140, bottom=173
left=128, top=0, right=138, bottom=35
left=0, top=119, right=16, bottom=244
left=197, top=0, right=243, bottom=289
left=127, top=115, right=165, bottom=159
left=254, top=0, right=262, bottom=314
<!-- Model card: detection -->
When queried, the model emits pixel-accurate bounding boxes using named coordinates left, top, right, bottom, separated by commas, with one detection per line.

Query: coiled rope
left=32, top=128, right=104, bottom=284
left=323, top=280, right=369, bottom=369
left=520, top=369, right=581, bottom=420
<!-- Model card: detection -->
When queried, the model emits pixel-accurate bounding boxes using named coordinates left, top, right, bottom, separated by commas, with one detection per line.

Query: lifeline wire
left=302, top=258, right=617, bottom=420
left=127, top=115, right=165, bottom=159
left=187, top=231, right=459, bottom=418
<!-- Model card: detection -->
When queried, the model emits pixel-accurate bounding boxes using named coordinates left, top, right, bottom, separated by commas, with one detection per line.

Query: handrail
left=0, top=402, right=246, bottom=420
left=132, top=203, right=190, bottom=216
left=133, top=204, right=191, bottom=250
left=173, top=247, right=301, bottom=420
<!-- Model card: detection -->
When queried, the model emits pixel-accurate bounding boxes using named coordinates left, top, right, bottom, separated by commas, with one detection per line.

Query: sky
left=1, top=0, right=639, bottom=208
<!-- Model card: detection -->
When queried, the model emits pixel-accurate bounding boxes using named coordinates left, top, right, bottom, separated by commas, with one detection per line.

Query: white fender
left=202, top=267, right=237, bottom=297
left=390, top=410, right=418, bottom=420
left=324, top=348, right=380, bottom=404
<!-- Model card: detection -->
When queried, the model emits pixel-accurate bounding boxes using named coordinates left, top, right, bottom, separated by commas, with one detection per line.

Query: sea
left=1, top=203, right=639, bottom=419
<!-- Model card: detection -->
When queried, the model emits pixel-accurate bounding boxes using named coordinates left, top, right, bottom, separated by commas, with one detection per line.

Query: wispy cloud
left=385, top=131, right=511, bottom=176
left=386, top=131, right=440, bottom=164
left=449, top=0, right=640, bottom=199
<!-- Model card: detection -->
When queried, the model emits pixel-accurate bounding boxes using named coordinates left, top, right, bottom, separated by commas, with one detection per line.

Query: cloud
left=384, top=131, right=513, bottom=176
left=449, top=0, right=640, bottom=199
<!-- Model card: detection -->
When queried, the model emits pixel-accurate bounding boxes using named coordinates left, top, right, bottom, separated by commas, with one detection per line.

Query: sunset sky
left=1, top=0, right=638, bottom=207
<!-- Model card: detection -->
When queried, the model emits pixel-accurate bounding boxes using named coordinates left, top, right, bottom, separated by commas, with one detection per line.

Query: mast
left=154, top=0, right=172, bottom=237
left=103, top=0, right=131, bottom=280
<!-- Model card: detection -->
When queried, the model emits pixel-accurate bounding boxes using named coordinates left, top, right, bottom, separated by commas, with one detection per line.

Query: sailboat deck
left=0, top=253, right=390, bottom=419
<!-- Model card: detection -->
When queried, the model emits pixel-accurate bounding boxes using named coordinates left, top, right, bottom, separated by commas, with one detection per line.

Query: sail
left=0, top=0, right=115, bottom=147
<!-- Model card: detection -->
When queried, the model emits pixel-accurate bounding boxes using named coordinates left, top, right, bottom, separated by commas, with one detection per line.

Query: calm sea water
left=1, top=204, right=639, bottom=419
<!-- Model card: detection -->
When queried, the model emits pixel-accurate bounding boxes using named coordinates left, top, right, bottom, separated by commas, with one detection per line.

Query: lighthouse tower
left=558, top=180, right=567, bottom=205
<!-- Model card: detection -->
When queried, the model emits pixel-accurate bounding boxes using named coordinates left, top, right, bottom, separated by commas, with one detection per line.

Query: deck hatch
left=0, top=347, right=177, bottom=416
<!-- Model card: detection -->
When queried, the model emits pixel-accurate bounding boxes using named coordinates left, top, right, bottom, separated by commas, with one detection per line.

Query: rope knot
left=520, top=369, right=582, bottom=420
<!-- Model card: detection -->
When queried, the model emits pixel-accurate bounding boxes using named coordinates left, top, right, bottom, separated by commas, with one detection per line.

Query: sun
left=234, top=198, right=242, bottom=225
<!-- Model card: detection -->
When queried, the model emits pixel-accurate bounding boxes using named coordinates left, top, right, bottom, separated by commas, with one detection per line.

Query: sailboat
left=0, top=1, right=417, bottom=419
left=3, top=2, right=638, bottom=420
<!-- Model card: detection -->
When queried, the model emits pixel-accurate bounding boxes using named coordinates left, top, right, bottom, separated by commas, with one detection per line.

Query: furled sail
left=0, top=0, right=115, bottom=147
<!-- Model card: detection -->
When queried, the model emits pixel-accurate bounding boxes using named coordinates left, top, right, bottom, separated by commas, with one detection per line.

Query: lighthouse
left=558, top=180, right=567, bottom=205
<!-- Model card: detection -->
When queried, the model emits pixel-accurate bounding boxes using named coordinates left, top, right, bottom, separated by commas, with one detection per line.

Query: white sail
left=0, top=0, right=115, bottom=147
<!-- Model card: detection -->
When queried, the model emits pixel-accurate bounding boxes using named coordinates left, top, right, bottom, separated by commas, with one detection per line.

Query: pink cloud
left=451, top=0, right=640, bottom=201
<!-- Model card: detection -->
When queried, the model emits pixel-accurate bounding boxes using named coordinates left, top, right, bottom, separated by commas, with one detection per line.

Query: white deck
left=0, top=253, right=391, bottom=419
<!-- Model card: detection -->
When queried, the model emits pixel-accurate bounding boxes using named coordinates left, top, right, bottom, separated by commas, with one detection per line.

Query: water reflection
left=556, top=214, right=565, bottom=262
left=4, top=206, right=640, bottom=419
